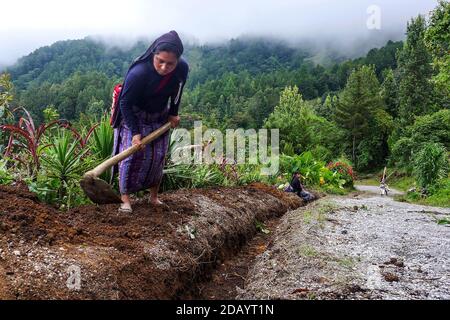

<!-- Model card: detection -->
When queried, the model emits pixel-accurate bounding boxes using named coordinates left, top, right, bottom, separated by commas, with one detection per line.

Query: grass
left=436, top=217, right=450, bottom=225
left=337, top=257, right=356, bottom=269
left=389, top=176, right=416, bottom=192
left=396, top=191, right=450, bottom=208
left=298, top=245, right=319, bottom=258
left=394, top=178, right=450, bottom=208
left=317, top=201, right=338, bottom=214
left=355, top=178, right=380, bottom=187
left=303, top=210, right=313, bottom=224
left=317, top=185, right=352, bottom=195
left=302, top=202, right=337, bottom=227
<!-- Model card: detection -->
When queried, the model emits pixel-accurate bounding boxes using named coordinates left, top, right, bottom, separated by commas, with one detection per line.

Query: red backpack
left=110, top=84, right=123, bottom=127
left=109, top=71, right=175, bottom=128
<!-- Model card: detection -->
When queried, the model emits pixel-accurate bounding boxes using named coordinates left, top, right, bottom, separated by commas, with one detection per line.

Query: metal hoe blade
left=80, top=175, right=122, bottom=204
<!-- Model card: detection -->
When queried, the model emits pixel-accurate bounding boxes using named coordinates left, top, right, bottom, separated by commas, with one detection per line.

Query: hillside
left=4, top=36, right=402, bottom=127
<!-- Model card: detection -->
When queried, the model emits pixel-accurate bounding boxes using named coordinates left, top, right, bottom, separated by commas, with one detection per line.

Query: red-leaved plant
left=327, top=161, right=355, bottom=187
left=0, top=107, right=98, bottom=178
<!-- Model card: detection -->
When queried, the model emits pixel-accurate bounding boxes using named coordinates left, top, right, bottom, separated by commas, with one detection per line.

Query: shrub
left=0, top=159, right=13, bottom=185
left=40, top=130, right=91, bottom=208
left=327, top=160, right=355, bottom=188
left=413, top=142, right=448, bottom=188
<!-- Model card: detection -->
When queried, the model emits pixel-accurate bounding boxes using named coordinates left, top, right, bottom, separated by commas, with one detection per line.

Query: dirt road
left=239, top=186, right=450, bottom=300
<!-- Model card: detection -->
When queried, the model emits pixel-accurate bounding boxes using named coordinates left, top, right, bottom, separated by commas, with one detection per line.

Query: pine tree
left=335, top=65, right=385, bottom=167
left=316, top=93, right=337, bottom=121
left=425, top=0, right=450, bottom=103
left=381, top=68, right=399, bottom=118
left=397, top=15, right=434, bottom=124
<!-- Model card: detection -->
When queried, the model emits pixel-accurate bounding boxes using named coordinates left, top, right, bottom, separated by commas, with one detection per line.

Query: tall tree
left=334, top=65, right=386, bottom=168
left=425, top=0, right=450, bottom=103
left=381, top=68, right=399, bottom=118
left=397, top=15, right=434, bottom=124
left=265, top=86, right=313, bottom=154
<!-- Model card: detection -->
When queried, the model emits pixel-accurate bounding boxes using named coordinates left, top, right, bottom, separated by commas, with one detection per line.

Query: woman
left=113, top=30, right=189, bottom=213
left=379, top=177, right=389, bottom=196
left=290, top=172, right=304, bottom=196
left=291, top=172, right=315, bottom=202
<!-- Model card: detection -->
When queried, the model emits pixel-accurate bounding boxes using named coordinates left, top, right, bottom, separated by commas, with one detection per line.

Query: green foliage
left=265, top=86, right=344, bottom=158
left=400, top=177, right=450, bottom=208
left=0, top=73, right=15, bottom=153
left=315, top=94, right=337, bottom=121
left=327, top=160, right=355, bottom=188
left=162, top=164, right=221, bottom=190
left=0, top=159, right=14, bottom=185
left=86, top=98, right=106, bottom=120
left=0, top=73, right=14, bottom=110
left=89, top=114, right=114, bottom=182
left=390, top=110, right=450, bottom=170
left=335, top=65, right=389, bottom=170
left=353, top=40, right=404, bottom=78
left=162, top=161, right=266, bottom=191
left=389, top=175, right=416, bottom=192
left=162, top=133, right=266, bottom=191
left=17, top=71, right=116, bottom=124
left=381, top=68, right=399, bottom=118
left=6, top=36, right=407, bottom=131
left=255, top=220, right=270, bottom=234
left=43, top=106, right=60, bottom=123
left=425, top=0, right=450, bottom=99
left=0, top=107, right=71, bottom=177
left=279, top=152, right=347, bottom=189
left=8, top=38, right=140, bottom=90
left=265, top=86, right=311, bottom=153
left=397, top=15, right=435, bottom=124
left=40, top=130, right=91, bottom=208
left=426, top=178, right=450, bottom=208
left=413, top=142, right=448, bottom=188
left=390, top=138, right=413, bottom=172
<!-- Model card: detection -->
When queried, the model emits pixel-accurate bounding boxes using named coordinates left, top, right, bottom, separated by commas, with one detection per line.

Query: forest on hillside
left=0, top=1, right=449, bottom=208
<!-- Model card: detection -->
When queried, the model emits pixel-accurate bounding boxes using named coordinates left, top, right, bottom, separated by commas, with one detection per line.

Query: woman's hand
left=132, top=134, right=144, bottom=150
left=169, top=115, right=180, bottom=128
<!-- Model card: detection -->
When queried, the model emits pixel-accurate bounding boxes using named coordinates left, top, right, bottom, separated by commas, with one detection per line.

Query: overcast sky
left=0, top=0, right=438, bottom=66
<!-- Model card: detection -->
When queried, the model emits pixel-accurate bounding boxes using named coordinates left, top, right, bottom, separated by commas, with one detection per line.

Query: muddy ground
left=0, top=182, right=302, bottom=300
left=1, top=182, right=448, bottom=300
left=238, top=186, right=450, bottom=300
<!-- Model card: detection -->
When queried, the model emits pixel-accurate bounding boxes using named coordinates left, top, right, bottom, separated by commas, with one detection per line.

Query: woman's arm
left=119, top=66, right=147, bottom=136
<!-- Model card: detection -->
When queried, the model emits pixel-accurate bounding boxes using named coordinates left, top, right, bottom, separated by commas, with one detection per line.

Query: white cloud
left=0, top=0, right=438, bottom=65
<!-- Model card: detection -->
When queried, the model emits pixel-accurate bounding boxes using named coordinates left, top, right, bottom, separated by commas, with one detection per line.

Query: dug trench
left=0, top=182, right=305, bottom=300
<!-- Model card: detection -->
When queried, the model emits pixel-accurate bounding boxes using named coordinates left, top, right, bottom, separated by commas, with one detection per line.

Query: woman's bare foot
left=149, top=185, right=163, bottom=206
left=119, top=194, right=133, bottom=213
left=118, top=202, right=133, bottom=213
left=149, top=197, right=163, bottom=206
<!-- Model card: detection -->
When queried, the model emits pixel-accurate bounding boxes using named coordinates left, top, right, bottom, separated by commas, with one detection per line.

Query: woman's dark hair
left=153, top=42, right=182, bottom=58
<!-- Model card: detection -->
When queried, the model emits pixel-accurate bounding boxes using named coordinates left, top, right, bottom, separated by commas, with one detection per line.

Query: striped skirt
left=112, top=107, right=170, bottom=195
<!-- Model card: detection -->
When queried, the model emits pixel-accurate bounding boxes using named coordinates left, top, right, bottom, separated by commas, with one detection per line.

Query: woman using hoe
left=112, top=30, right=189, bottom=213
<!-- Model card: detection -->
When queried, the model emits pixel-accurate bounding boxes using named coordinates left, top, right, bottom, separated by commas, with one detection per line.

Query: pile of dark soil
left=0, top=182, right=303, bottom=300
